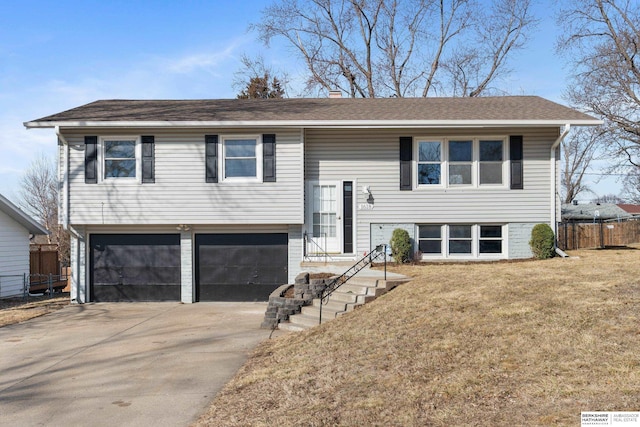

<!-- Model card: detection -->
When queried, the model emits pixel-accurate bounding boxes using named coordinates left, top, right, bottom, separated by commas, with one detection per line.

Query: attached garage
left=90, top=234, right=181, bottom=302
left=195, top=233, right=288, bottom=301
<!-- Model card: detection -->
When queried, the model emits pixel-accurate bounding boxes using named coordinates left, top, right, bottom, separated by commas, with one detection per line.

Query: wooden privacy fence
left=29, top=244, right=70, bottom=292
left=557, top=220, right=640, bottom=250
left=30, top=244, right=59, bottom=277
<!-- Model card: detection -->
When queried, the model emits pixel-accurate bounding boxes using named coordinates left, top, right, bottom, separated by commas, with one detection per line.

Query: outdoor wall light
left=71, top=144, right=85, bottom=151
left=176, top=224, right=191, bottom=231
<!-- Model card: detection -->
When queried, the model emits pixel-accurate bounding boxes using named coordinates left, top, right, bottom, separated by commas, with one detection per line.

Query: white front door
left=307, top=182, right=341, bottom=254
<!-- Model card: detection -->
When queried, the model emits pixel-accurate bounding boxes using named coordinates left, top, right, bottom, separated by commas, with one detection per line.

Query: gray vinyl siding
left=287, top=225, right=304, bottom=282
left=61, top=128, right=303, bottom=225
left=305, top=127, right=559, bottom=254
left=0, top=212, right=29, bottom=297
left=509, top=223, right=535, bottom=258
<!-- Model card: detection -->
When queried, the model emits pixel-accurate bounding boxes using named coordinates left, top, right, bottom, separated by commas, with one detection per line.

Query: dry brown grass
left=0, top=294, right=69, bottom=327
left=195, top=246, right=640, bottom=426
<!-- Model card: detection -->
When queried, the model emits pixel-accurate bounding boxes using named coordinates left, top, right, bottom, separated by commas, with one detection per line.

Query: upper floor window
left=221, top=135, right=262, bottom=181
left=104, top=140, right=137, bottom=178
left=417, top=141, right=441, bottom=185
left=479, top=140, right=504, bottom=185
left=448, top=140, right=473, bottom=185
left=414, top=137, right=506, bottom=188
left=100, top=137, right=140, bottom=181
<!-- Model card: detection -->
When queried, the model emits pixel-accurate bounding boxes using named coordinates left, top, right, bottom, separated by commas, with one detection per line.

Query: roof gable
left=0, top=194, right=49, bottom=235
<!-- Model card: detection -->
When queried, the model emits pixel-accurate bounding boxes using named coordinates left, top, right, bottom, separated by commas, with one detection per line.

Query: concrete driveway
left=0, top=302, right=275, bottom=427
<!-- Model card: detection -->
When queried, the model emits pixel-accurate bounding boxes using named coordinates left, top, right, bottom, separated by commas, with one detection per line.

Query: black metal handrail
left=303, top=232, right=334, bottom=262
left=319, top=244, right=387, bottom=324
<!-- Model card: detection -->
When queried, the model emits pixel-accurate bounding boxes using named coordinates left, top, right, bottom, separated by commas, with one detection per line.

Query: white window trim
left=413, top=136, right=509, bottom=190
left=220, top=134, right=263, bottom=183
left=98, top=136, right=141, bottom=184
left=477, top=224, right=507, bottom=258
left=417, top=224, right=506, bottom=259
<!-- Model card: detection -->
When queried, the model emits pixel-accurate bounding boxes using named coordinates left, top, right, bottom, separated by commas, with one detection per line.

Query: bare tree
left=621, top=167, right=640, bottom=203
left=234, top=55, right=287, bottom=98
left=558, top=0, right=640, bottom=168
left=591, top=194, right=624, bottom=204
left=561, top=127, right=604, bottom=203
left=253, top=0, right=536, bottom=97
left=18, top=154, right=69, bottom=264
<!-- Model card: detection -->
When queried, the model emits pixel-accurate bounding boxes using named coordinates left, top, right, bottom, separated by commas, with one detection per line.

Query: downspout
left=551, top=124, right=571, bottom=253
left=55, top=126, right=69, bottom=231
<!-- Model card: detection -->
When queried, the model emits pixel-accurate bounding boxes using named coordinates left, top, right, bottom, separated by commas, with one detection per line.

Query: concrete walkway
left=0, top=302, right=275, bottom=427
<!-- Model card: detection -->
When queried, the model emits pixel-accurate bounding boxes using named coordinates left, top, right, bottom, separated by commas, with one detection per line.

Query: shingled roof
left=25, top=96, right=600, bottom=128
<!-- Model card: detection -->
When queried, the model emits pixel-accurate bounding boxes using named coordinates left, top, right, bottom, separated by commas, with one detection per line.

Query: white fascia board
left=24, top=119, right=604, bottom=129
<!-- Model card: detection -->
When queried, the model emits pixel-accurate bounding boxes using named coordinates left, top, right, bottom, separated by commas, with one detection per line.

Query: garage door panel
left=92, top=285, right=180, bottom=302
left=90, top=234, right=181, bottom=302
left=196, top=233, right=288, bottom=301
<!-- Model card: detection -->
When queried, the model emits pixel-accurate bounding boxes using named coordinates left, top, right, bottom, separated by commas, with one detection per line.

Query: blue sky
left=0, top=0, right=620, bottom=205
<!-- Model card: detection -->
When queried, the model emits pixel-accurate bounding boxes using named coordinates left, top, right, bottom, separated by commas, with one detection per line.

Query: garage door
left=195, top=233, right=288, bottom=301
left=90, top=234, right=181, bottom=302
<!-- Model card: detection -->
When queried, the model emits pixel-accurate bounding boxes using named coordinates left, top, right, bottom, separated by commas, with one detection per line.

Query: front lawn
left=195, top=246, right=640, bottom=426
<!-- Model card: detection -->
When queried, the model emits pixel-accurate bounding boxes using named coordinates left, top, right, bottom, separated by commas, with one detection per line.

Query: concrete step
left=325, top=291, right=367, bottom=304
left=280, top=275, right=412, bottom=331
left=302, top=301, right=357, bottom=319
left=278, top=322, right=307, bottom=332
left=343, top=277, right=380, bottom=286
left=310, top=298, right=353, bottom=312
left=288, top=313, right=322, bottom=328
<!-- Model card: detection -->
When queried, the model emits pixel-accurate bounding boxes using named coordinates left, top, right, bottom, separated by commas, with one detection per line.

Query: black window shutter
left=399, top=136, right=413, bottom=191
left=84, top=136, right=98, bottom=184
left=141, top=135, right=155, bottom=183
left=263, top=133, right=276, bottom=182
left=205, top=135, right=218, bottom=183
left=510, top=135, right=523, bottom=190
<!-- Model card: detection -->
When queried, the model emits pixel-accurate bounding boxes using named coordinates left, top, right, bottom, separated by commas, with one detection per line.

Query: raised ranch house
left=24, top=96, right=599, bottom=303
left=0, top=193, right=49, bottom=298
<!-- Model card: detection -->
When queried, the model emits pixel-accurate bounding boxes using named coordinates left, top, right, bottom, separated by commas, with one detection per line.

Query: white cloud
left=0, top=40, right=257, bottom=200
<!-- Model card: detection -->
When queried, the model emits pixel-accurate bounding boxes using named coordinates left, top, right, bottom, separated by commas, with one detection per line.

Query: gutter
left=551, top=124, right=571, bottom=244
left=24, top=119, right=603, bottom=129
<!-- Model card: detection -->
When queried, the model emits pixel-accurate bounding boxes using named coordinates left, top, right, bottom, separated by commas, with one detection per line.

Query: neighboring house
left=562, top=202, right=632, bottom=223
left=24, top=96, right=599, bottom=303
left=617, top=204, right=640, bottom=218
left=0, top=193, right=49, bottom=298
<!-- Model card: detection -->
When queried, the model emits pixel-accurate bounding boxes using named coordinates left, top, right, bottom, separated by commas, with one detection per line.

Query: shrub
left=390, top=228, right=412, bottom=263
left=529, top=223, right=555, bottom=259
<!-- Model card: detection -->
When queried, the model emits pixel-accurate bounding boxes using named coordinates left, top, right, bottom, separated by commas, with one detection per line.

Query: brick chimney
left=329, top=90, right=342, bottom=98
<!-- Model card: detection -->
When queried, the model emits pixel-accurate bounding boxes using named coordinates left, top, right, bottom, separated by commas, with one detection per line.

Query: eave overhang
left=24, top=119, right=603, bottom=129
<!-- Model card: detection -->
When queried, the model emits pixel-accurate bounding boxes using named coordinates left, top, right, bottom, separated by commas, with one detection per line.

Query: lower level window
left=479, top=225, right=502, bottom=254
left=418, top=224, right=504, bottom=257
left=449, top=225, right=472, bottom=254
left=418, top=225, right=442, bottom=254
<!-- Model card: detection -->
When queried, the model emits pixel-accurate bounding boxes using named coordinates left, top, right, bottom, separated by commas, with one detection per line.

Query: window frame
left=478, top=224, right=504, bottom=255
left=417, top=224, right=506, bottom=259
left=415, top=139, right=444, bottom=187
left=98, top=136, right=141, bottom=183
left=413, top=136, right=509, bottom=190
left=220, top=134, right=263, bottom=183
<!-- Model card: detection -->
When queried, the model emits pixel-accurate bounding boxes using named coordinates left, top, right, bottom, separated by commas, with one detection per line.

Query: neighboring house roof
left=617, top=204, right=640, bottom=216
left=24, top=96, right=600, bottom=129
left=561, top=203, right=632, bottom=221
left=0, top=193, right=49, bottom=235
